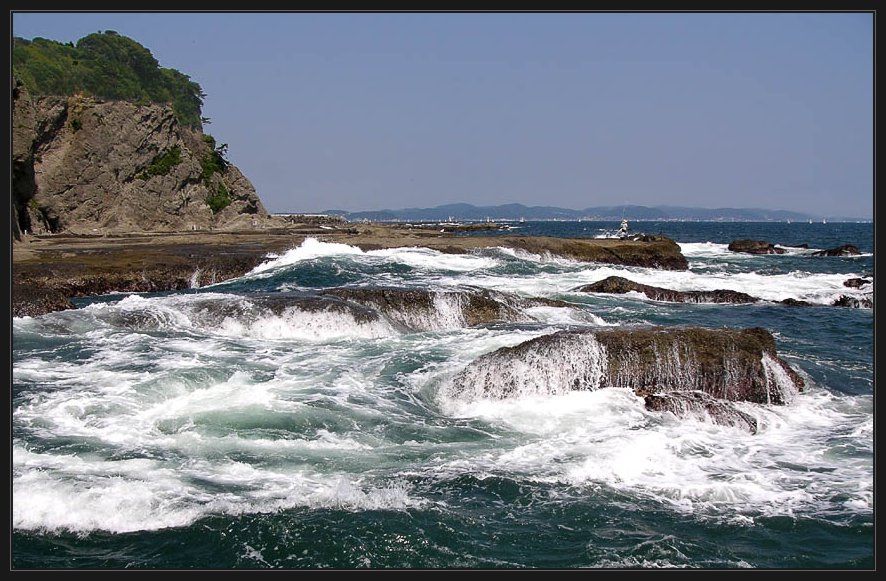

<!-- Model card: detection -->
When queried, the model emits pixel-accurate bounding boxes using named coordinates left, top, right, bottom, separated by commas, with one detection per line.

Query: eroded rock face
left=727, top=239, right=786, bottom=255
left=573, top=276, right=759, bottom=304
left=445, top=326, right=804, bottom=405
left=11, top=86, right=284, bottom=238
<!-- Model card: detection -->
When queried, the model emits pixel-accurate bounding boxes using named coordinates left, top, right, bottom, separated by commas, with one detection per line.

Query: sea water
left=11, top=221, right=873, bottom=569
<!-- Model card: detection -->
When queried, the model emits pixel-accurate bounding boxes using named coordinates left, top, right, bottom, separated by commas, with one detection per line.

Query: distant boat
left=809, top=219, right=813, bottom=224
left=822, top=218, right=827, bottom=224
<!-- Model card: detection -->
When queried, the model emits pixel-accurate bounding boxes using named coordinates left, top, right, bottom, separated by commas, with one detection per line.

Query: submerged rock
left=780, top=298, right=813, bottom=307
left=446, top=326, right=804, bottom=406
left=832, top=295, right=873, bottom=309
left=573, top=276, right=759, bottom=304
left=811, top=244, right=861, bottom=257
left=727, top=239, right=786, bottom=255
left=843, top=277, right=871, bottom=288
left=319, top=286, right=561, bottom=330
left=115, top=286, right=578, bottom=335
left=641, top=390, right=759, bottom=434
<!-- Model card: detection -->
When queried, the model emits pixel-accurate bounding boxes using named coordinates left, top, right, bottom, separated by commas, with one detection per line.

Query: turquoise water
left=12, top=221, right=873, bottom=569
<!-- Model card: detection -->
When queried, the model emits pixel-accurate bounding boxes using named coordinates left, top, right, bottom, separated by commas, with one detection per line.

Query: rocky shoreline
left=12, top=224, right=689, bottom=317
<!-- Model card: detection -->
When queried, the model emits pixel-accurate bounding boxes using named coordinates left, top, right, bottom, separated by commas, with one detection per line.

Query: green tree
left=12, top=32, right=205, bottom=128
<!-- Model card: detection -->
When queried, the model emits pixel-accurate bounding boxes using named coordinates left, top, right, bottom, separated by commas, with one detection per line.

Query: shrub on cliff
left=200, top=134, right=230, bottom=184
left=206, top=183, right=232, bottom=214
left=137, top=146, right=182, bottom=180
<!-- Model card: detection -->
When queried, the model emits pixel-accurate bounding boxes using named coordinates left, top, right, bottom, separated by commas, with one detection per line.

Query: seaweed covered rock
left=11, top=282, right=74, bottom=318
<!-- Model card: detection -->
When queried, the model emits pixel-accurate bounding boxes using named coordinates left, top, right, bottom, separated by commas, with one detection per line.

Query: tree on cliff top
left=12, top=31, right=205, bottom=129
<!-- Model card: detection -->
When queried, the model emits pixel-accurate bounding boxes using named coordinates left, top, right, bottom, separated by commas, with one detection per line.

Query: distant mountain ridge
left=313, top=203, right=866, bottom=222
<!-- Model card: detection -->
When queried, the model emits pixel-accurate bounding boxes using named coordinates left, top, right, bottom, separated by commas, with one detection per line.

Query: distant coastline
left=277, top=203, right=870, bottom=224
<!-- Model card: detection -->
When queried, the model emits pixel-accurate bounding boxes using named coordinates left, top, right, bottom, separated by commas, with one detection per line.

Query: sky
left=11, top=11, right=874, bottom=218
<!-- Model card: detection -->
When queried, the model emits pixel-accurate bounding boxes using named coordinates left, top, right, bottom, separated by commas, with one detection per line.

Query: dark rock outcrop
left=318, top=286, right=585, bottom=331
left=445, top=326, right=804, bottom=407
left=11, top=232, right=306, bottom=317
left=727, top=239, right=786, bottom=255
left=812, top=244, right=861, bottom=257
left=343, top=233, right=690, bottom=271
left=10, top=282, right=75, bottom=318
left=641, top=390, right=759, bottom=434
left=11, top=80, right=286, bottom=240
left=84, top=287, right=587, bottom=334
left=843, top=277, right=872, bottom=288
left=832, top=295, right=873, bottom=309
left=318, top=286, right=534, bottom=330
left=573, top=276, right=759, bottom=304
left=780, top=298, right=813, bottom=307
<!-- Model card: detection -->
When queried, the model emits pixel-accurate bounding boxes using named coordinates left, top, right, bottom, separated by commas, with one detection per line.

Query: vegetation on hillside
left=205, top=183, right=232, bottom=214
left=136, top=146, right=182, bottom=180
left=199, top=134, right=229, bottom=184
left=12, top=31, right=205, bottom=128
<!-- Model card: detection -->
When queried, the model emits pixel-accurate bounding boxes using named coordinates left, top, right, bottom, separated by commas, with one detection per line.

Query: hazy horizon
left=272, top=200, right=869, bottom=221
left=11, top=11, right=874, bottom=219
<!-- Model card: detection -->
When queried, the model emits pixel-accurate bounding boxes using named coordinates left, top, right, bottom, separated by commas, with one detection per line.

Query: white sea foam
left=76, top=291, right=401, bottom=341
left=439, top=332, right=609, bottom=402
left=433, top=385, right=871, bottom=520
left=249, top=237, right=498, bottom=276
left=250, top=238, right=366, bottom=274
left=371, top=246, right=499, bottom=271
left=566, top=267, right=871, bottom=306
left=214, top=306, right=396, bottom=340
left=11, top=226, right=872, bottom=540
left=490, top=245, right=579, bottom=265
left=12, top=354, right=424, bottom=533
left=12, top=445, right=420, bottom=533
left=678, top=241, right=734, bottom=258
left=522, top=305, right=613, bottom=326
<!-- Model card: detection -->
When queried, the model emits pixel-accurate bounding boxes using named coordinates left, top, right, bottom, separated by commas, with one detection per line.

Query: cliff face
left=12, top=80, right=284, bottom=240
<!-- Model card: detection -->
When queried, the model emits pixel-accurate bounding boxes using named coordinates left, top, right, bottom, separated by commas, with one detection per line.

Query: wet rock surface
left=573, top=275, right=760, bottom=304
left=447, top=326, right=804, bottom=406
left=811, top=244, right=861, bottom=257
left=641, top=390, right=760, bottom=434
left=12, top=228, right=691, bottom=317
left=727, top=239, right=786, bottom=255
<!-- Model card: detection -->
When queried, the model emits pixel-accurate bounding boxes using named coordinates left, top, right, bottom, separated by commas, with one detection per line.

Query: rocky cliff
left=12, top=79, right=285, bottom=241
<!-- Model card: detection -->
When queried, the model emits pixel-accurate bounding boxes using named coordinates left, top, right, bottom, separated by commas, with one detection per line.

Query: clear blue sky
left=11, top=11, right=874, bottom=218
